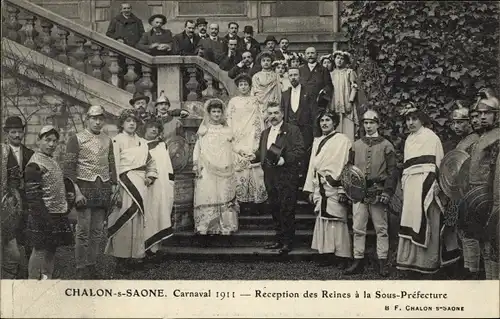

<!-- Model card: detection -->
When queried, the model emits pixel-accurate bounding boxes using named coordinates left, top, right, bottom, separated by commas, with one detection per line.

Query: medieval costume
left=193, top=99, right=239, bottom=235
left=331, top=51, right=358, bottom=142
left=24, top=126, right=74, bottom=280
left=251, top=52, right=282, bottom=126
left=397, top=103, right=460, bottom=275
left=226, top=75, right=268, bottom=206
left=303, top=114, right=353, bottom=261
left=345, top=110, right=397, bottom=276
left=105, top=110, right=158, bottom=272
left=63, top=105, right=116, bottom=279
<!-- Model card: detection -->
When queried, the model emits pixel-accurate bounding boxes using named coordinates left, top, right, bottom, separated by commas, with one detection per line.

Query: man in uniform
left=63, top=106, right=117, bottom=279
left=462, top=89, right=499, bottom=280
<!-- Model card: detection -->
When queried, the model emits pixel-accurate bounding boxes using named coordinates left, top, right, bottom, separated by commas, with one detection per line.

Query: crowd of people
left=1, top=3, right=498, bottom=281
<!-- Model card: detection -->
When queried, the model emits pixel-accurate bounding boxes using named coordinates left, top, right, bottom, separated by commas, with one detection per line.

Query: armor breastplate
left=456, top=133, right=479, bottom=153
left=76, top=130, right=111, bottom=182
left=469, top=128, right=500, bottom=186
left=28, top=153, right=68, bottom=214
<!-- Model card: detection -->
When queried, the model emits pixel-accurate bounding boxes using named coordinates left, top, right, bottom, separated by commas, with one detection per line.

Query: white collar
left=308, top=62, right=317, bottom=67
left=291, top=84, right=301, bottom=91
left=365, top=132, right=379, bottom=138
left=9, top=144, right=20, bottom=151
left=271, top=121, right=283, bottom=131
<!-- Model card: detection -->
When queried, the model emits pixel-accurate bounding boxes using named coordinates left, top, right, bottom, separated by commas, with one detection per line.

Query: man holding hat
left=2, top=116, right=34, bottom=278
left=196, top=17, right=208, bottom=39
left=461, top=89, right=500, bottom=280
left=136, top=14, right=174, bottom=56
left=344, top=109, right=397, bottom=277
left=242, top=25, right=261, bottom=59
left=63, top=105, right=117, bottom=279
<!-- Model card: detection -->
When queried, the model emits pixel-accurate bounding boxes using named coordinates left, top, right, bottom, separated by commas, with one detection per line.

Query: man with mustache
left=199, top=23, right=225, bottom=64
left=219, top=38, right=243, bottom=71
left=63, top=106, right=117, bottom=279
left=242, top=26, right=261, bottom=59
left=196, top=18, right=208, bottom=39
left=228, top=50, right=261, bottom=79
left=461, top=89, right=500, bottom=280
left=275, top=38, right=292, bottom=62
left=299, top=47, right=333, bottom=106
left=136, top=14, right=174, bottom=56
left=223, top=22, right=244, bottom=52
left=1, top=116, right=34, bottom=279
left=253, top=103, right=305, bottom=255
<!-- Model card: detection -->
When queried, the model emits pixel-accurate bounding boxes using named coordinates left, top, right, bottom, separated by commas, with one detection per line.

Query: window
left=177, top=1, right=247, bottom=17
left=273, top=1, right=319, bottom=17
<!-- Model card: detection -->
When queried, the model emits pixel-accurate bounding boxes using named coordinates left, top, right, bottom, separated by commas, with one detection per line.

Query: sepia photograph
left=0, top=0, right=499, bottom=317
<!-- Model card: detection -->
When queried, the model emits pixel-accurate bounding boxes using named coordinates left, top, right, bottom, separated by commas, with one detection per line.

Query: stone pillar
left=156, top=65, right=182, bottom=110
left=332, top=0, right=340, bottom=52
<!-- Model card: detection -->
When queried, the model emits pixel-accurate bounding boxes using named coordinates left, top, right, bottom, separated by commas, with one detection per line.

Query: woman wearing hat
left=193, top=99, right=239, bottom=239
left=397, top=103, right=460, bottom=277
left=24, top=126, right=75, bottom=279
left=251, top=51, right=282, bottom=126
left=226, top=74, right=268, bottom=214
left=105, top=109, right=158, bottom=275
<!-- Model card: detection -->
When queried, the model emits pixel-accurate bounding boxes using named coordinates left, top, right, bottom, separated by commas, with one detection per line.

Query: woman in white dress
left=226, top=74, right=268, bottom=215
left=273, top=59, right=291, bottom=92
left=193, top=99, right=239, bottom=238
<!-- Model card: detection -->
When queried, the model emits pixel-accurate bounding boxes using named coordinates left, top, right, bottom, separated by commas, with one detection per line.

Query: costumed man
left=462, top=89, right=500, bottom=280
left=1, top=116, right=34, bottom=279
left=63, top=105, right=117, bottom=279
left=344, top=109, right=397, bottom=277
left=397, top=103, right=461, bottom=278
left=254, top=103, right=305, bottom=254
left=142, top=118, right=175, bottom=263
left=442, top=102, right=481, bottom=279
left=303, top=110, right=353, bottom=269
left=155, top=90, right=189, bottom=144
left=25, top=126, right=75, bottom=280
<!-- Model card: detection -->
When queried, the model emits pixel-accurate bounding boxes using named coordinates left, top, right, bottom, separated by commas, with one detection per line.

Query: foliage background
left=341, top=0, right=499, bottom=156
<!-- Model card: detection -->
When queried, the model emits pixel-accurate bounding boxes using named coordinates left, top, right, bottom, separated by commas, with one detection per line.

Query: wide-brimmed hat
left=148, top=14, right=167, bottom=26
left=129, top=92, right=150, bottom=106
left=264, top=35, right=278, bottom=45
left=196, top=17, right=207, bottom=26
left=3, top=116, right=25, bottom=130
left=243, top=26, right=254, bottom=34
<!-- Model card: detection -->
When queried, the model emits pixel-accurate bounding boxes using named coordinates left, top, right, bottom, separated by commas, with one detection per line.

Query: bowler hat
left=196, top=17, right=207, bottom=26
left=243, top=26, right=254, bottom=34
left=129, top=92, right=151, bottom=106
left=3, top=116, right=25, bottom=131
left=148, top=14, right=167, bottom=26
left=264, top=35, right=278, bottom=44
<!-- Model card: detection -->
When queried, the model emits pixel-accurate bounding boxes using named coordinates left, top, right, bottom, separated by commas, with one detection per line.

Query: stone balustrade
left=2, top=0, right=238, bottom=110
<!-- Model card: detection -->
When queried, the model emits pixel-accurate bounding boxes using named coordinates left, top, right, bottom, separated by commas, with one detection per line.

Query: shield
left=168, top=136, right=190, bottom=172
left=459, top=184, right=493, bottom=239
left=439, top=149, right=471, bottom=201
left=340, top=163, right=366, bottom=203
left=388, top=180, right=403, bottom=216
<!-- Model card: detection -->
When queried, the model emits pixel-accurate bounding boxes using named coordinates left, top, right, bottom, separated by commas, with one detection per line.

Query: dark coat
left=136, top=28, right=175, bottom=56
left=242, top=37, right=261, bottom=59
left=223, top=34, right=245, bottom=51
left=106, top=13, right=145, bottom=46
left=173, top=31, right=202, bottom=56
left=227, top=62, right=261, bottom=79
left=281, top=86, right=315, bottom=151
left=298, top=63, right=333, bottom=101
left=218, top=52, right=243, bottom=71
left=255, top=123, right=305, bottom=180
left=199, top=37, right=226, bottom=63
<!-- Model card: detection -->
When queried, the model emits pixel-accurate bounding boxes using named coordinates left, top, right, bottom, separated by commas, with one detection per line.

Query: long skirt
left=105, top=170, right=146, bottom=259
left=312, top=216, right=352, bottom=257
left=234, top=165, right=268, bottom=204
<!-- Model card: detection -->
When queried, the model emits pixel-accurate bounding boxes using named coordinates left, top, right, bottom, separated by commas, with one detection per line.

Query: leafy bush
left=342, top=1, right=499, bottom=153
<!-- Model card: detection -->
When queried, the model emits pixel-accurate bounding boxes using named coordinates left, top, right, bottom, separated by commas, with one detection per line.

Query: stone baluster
left=57, top=28, right=70, bottom=65
left=39, top=20, right=54, bottom=57
left=124, top=58, right=138, bottom=93
left=185, top=67, right=200, bottom=101
left=202, top=72, right=215, bottom=98
left=108, top=50, right=121, bottom=88
left=90, top=44, right=104, bottom=80
left=140, top=65, right=154, bottom=108
left=5, top=6, right=21, bottom=42
left=73, top=36, right=87, bottom=73
left=21, top=14, right=38, bottom=50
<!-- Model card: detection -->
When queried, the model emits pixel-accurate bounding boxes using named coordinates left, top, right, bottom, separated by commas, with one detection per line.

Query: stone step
left=159, top=246, right=318, bottom=261
left=238, top=214, right=316, bottom=230
left=165, top=228, right=377, bottom=248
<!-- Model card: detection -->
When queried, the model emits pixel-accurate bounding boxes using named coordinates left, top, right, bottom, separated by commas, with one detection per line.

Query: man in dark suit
left=173, top=20, right=201, bottom=56
left=242, top=25, right=261, bottom=59
left=199, top=23, right=225, bottom=63
left=195, top=17, right=208, bottom=39
left=218, top=38, right=242, bottom=71
left=275, top=37, right=293, bottom=62
left=136, top=14, right=174, bottom=56
left=281, top=67, right=315, bottom=189
left=106, top=3, right=144, bottom=48
left=2, top=116, right=34, bottom=278
left=299, top=47, right=333, bottom=103
left=228, top=50, right=261, bottom=79
left=253, top=103, right=305, bottom=254
left=263, top=35, right=279, bottom=59
left=223, top=22, right=244, bottom=51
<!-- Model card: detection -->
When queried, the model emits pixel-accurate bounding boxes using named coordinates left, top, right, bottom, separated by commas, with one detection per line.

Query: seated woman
left=193, top=99, right=239, bottom=240
left=142, top=118, right=175, bottom=263
left=226, top=74, right=268, bottom=214
left=105, top=109, right=158, bottom=275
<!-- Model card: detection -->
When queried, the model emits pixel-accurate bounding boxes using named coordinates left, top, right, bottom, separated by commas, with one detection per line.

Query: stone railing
left=2, top=0, right=238, bottom=111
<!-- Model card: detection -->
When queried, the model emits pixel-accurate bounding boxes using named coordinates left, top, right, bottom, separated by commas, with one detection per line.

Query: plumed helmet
left=451, top=101, right=470, bottom=120
left=362, top=109, right=380, bottom=123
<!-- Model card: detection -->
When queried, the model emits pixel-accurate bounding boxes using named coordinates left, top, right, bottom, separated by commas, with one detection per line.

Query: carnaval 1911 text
left=64, top=288, right=234, bottom=299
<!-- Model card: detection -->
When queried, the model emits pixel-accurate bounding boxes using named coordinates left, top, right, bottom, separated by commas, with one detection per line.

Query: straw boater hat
left=332, top=50, right=352, bottom=65
left=148, top=14, right=167, bottom=26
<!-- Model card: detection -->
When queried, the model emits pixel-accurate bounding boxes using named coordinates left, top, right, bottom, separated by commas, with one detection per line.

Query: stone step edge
left=160, top=246, right=317, bottom=256
left=171, top=229, right=377, bottom=237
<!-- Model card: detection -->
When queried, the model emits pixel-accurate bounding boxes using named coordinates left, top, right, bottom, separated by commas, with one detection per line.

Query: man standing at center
left=254, top=103, right=305, bottom=254
left=63, top=106, right=117, bottom=279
